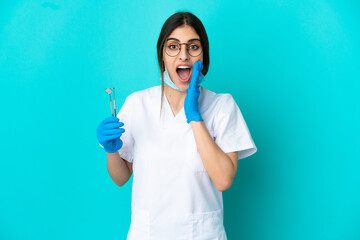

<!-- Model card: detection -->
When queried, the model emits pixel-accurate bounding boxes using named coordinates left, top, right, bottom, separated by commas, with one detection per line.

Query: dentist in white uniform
left=97, top=11, right=257, bottom=240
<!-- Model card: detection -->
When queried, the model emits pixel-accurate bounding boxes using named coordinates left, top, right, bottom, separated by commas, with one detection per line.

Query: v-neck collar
left=163, top=93, right=185, bottom=119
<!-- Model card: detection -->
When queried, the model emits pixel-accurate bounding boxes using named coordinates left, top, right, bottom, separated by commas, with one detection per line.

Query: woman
left=97, top=11, right=257, bottom=240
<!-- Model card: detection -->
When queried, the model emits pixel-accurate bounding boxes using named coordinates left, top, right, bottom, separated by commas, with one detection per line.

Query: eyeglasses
left=163, top=39, right=203, bottom=57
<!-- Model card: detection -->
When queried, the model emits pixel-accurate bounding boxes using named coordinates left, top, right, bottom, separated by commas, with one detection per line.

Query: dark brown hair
left=156, top=11, right=210, bottom=115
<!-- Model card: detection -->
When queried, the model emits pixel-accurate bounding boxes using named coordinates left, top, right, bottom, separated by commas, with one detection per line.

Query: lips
left=176, top=65, right=193, bottom=83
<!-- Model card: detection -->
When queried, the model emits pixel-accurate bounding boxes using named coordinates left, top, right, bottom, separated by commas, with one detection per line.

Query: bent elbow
left=216, top=178, right=233, bottom=192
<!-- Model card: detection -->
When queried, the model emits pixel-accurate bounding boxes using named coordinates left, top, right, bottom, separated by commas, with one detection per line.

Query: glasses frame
left=163, top=39, right=203, bottom=57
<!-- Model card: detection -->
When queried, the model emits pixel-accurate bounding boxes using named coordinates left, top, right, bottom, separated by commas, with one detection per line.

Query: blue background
left=1, top=1, right=359, bottom=239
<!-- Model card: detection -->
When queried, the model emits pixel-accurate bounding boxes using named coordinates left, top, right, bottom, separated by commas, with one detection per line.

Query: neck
left=164, top=85, right=187, bottom=108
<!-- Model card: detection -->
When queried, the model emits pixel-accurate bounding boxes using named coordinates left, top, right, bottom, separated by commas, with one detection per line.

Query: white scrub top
left=110, top=85, right=256, bottom=239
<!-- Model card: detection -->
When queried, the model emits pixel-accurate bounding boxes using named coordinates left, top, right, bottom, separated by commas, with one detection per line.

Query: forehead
left=166, top=25, right=200, bottom=42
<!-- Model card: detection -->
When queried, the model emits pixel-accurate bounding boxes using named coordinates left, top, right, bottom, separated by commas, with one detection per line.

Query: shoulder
left=125, top=85, right=161, bottom=104
left=200, top=86, right=236, bottom=112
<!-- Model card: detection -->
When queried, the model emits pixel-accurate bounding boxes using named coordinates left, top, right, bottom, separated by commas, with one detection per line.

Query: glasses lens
left=188, top=40, right=202, bottom=57
left=165, top=41, right=180, bottom=57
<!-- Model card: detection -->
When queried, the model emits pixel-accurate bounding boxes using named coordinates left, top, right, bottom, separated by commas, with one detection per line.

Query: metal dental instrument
left=105, top=88, right=116, bottom=116
left=113, top=87, right=117, bottom=116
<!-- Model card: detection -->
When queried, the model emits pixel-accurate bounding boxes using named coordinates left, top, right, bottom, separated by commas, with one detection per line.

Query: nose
left=178, top=46, right=189, bottom=61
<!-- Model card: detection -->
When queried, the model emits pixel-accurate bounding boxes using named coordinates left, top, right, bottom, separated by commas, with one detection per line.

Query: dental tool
left=113, top=87, right=117, bottom=116
left=105, top=87, right=116, bottom=116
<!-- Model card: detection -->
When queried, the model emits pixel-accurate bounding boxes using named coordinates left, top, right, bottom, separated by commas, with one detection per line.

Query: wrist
left=105, top=146, right=120, bottom=153
left=106, top=151, right=120, bottom=156
left=187, top=114, right=203, bottom=124
left=189, top=119, right=203, bottom=125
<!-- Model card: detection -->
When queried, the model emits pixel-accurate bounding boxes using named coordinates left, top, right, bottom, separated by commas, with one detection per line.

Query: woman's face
left=163, top=25, right=204, bottom=91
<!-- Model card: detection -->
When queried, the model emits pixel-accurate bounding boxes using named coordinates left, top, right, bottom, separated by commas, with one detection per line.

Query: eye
left=189, top=44, right=199, bottom=50
left=169, top=44, right=179, bottom=50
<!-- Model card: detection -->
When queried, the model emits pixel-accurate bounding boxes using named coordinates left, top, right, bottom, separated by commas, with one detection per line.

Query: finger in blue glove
left=97, top=116, right=125, bottom=153
left=184, top=60, right=204, bottom=123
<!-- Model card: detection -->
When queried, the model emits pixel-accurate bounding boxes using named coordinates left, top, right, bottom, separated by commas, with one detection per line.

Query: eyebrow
left=166, top=38, right=201, bottom=42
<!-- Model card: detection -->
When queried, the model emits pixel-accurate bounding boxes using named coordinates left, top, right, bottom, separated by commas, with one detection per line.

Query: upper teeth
left=178, top=66, right=190, bottom=69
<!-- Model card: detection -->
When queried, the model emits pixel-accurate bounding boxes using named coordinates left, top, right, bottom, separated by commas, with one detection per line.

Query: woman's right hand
left=97, top=116, right=125, bottom=153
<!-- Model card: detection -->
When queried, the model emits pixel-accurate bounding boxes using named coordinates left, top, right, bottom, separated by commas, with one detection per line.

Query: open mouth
left=176, top=66, right=192, bottom=83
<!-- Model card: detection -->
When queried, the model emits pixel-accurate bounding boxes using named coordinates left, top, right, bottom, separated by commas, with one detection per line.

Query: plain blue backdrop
left=1, top=1, right=359, bottom=239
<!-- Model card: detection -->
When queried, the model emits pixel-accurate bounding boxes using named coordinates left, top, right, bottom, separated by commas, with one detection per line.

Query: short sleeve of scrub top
left=98, top=95, right=135, bottom=163
left=213, top=94, right=257, bottom=160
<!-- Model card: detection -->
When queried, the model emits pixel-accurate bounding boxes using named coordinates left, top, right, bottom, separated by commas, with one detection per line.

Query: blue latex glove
left=184, top=60, right=203, bottom=123
left=97, top=116, right=125, bottom=153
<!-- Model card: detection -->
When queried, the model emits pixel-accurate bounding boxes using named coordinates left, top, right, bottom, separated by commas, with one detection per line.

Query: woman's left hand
left=184, top=60, right=203, bottom=123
